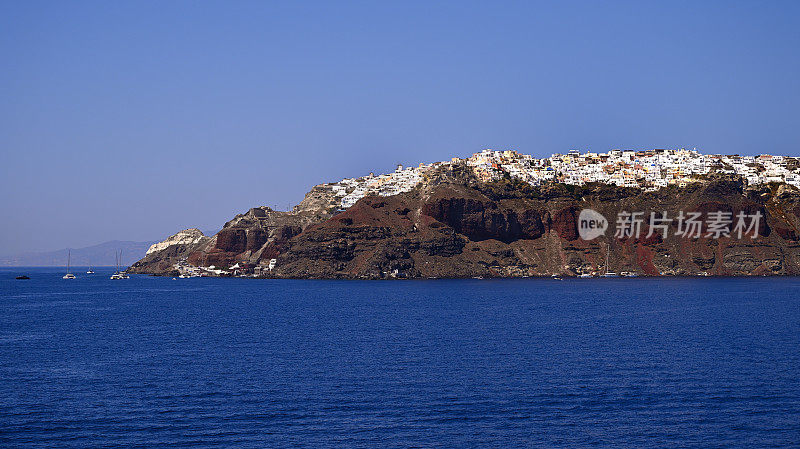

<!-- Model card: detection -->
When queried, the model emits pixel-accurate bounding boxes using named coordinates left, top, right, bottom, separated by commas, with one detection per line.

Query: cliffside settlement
left=129, top=148, right=800, bottom=278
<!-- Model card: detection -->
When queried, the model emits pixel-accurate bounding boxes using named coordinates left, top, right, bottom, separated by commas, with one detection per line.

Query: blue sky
left=1, top=1, right=799, bottom=253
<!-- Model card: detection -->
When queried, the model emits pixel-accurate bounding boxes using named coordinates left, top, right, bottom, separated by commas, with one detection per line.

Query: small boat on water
left=578, top=273, right=594, bottom=278
left=600, top=244, right=618, bottom=277
left=63, top=250, right=76, bottom=280
left=86, top=263, right=94, bottom=274
left=16, top=275, right=30, bottom=280
left=110, top=250, right=130, bottom=280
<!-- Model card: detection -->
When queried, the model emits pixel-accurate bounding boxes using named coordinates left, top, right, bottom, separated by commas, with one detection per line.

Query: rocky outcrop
left=128, top=229, right=210, bottom=275
left=551, top=206, right=579, bottom=241
left=421, top=198, right=548, bottom=243
left=293, top=183, right=341, bottom=214
left=145, top=229, right=207, bottom=255
left=130, top=164, right=800, bottom=278
left=128, top=201, right=334, bottom=274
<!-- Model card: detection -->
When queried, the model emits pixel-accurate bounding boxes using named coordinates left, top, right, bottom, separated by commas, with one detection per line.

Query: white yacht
left=63, top=250, right=76, bottom=279
left=601, top=246, right=618, bottom=277
left=110, top=250, right=130, bottom=280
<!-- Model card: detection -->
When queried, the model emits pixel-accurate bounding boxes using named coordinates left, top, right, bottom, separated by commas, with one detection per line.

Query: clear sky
left=1, top=1, right=799, bottom=254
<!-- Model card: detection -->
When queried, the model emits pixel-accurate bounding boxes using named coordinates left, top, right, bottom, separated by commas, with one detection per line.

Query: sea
left=1, top=267, right=799, bottom=448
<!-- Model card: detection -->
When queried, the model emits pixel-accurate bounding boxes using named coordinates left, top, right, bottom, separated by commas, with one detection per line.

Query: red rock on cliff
left=130, top=165, right=800, bottom=278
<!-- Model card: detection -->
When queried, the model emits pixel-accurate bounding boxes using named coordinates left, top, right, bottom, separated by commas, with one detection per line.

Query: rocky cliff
left=129, top=182, right=339, bottom=275
left=128, top=229, right=211, bottom=274
left=129, top=164, right=800, bottom=278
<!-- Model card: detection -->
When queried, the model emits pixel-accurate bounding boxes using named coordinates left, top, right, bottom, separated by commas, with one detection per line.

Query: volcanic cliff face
left=130, top=164, right=800, bottom=278
left=129, top=229, right=211, bottom=274
left=128, top=182, right=340, bottom=275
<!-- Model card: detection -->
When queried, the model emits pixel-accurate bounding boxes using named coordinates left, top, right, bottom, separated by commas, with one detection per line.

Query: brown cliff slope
left=131, top=166, right=800, bottom=278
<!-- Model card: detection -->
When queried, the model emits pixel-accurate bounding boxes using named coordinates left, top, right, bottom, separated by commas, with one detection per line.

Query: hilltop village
left=328, top=148, right=800, bottom=210
left=131, top=146, right=800, bottom=279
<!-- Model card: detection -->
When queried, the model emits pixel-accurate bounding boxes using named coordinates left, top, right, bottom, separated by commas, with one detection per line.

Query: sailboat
left=110, top=250, right=130, bottom=280
left=601, top=244, right=618, bottom=277
left=110, top=250, right=121, bottom=279
left=86, top=260, right=94, bottom=274
left=63, top=250, right=76, bottom=279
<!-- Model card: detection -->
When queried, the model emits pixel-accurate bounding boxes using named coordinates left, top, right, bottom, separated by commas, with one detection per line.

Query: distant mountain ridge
left=0, top=240, right=157, bottom=267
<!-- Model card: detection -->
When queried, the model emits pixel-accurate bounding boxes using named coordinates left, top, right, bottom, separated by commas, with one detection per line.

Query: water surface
left=1, top=268, right=799, bottom=447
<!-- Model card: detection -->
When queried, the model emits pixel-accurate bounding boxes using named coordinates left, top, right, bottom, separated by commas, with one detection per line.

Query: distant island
left=1, top=240, right=156, bottom=267
left=129, top=148, right=800, bottom=278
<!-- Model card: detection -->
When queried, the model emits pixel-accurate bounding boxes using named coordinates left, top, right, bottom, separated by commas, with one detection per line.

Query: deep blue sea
left=1, top=268, right=799, bottom=448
